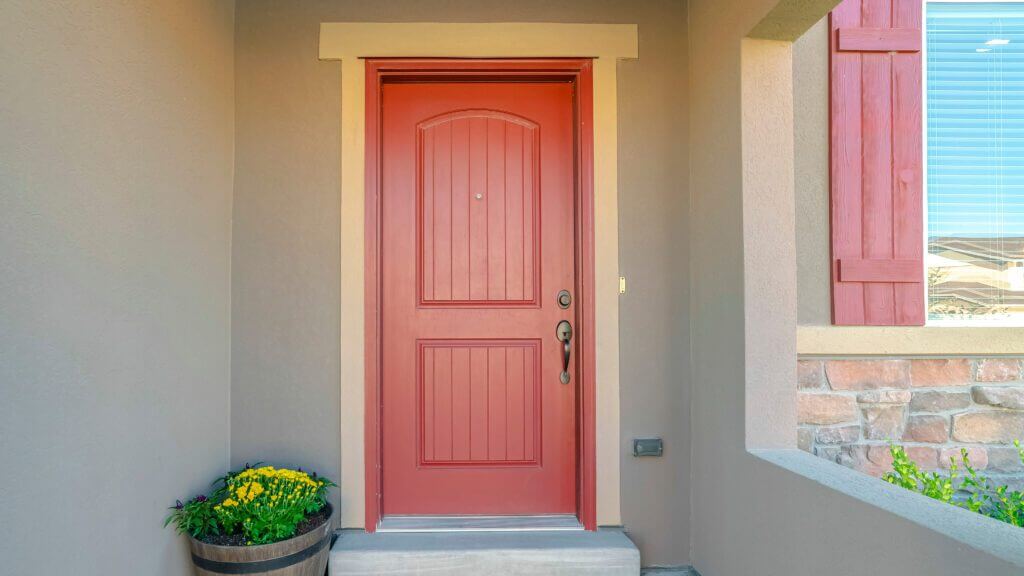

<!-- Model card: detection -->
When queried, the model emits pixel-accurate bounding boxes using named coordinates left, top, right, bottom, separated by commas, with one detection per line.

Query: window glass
left=927, top=2, right=1024, bottom=324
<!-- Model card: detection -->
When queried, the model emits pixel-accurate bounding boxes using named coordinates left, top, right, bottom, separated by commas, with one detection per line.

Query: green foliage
left=165, top=465, right=336, bottom=545
left=883, top=442, right=1024, bottom=528
left=989, top=484, right=1024, bottom=527
left=164, top=495, right=220, bottom=539
left=882, top=445, right=957, bottom=503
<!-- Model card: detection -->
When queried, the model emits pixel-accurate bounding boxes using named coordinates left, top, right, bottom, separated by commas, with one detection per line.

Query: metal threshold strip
left=377, top=514, right=584, bottom=533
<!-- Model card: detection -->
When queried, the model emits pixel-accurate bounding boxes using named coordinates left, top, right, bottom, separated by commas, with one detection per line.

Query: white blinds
left=927, top=2, right=1024, bottom=323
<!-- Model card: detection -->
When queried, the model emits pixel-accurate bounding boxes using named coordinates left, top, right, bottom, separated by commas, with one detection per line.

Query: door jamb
left=364, top=58, right=596, bottom=532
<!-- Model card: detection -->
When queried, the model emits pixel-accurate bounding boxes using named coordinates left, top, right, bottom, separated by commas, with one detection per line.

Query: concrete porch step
left=330, top=528, right=641, bottom=575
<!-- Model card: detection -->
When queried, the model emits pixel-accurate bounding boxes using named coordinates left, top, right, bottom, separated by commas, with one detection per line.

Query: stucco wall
left=793, top=17, right=832, bottom=326
left=231, top=0, right=689, bottom=565
left=0, top=2, right=234, bottom=575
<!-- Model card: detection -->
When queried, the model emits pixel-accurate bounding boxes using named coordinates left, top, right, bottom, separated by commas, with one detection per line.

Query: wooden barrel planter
left=188, top=505, right=333, bottom=576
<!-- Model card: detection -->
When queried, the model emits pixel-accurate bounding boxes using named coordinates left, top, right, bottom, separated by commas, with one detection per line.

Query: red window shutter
left=830, top=0, right=924, bottom=326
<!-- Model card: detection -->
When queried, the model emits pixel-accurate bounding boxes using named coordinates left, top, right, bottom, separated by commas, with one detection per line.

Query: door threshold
left=377, top=514, right=583, bottom=533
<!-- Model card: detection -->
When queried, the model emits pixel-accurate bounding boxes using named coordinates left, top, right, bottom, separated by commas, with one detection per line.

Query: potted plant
left=165, top=464, right=336, bottom=575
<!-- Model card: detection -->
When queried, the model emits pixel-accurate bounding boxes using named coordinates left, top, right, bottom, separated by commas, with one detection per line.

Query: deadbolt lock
left=557, top=289, right=572, bottom=309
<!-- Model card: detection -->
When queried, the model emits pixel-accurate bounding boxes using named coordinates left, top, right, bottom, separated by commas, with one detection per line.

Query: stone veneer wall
left=798, top=358, right=1024, bottom=487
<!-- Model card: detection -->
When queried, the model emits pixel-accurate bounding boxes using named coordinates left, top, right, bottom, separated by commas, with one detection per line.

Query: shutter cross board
left=837, top=258, right=922, bottom=283
left=830, top=0, right=925, bottom=326
left=836, top=27, right=921, bottom=52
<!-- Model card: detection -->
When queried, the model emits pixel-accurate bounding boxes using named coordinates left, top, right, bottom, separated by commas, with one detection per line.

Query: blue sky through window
left=927, top=2, right=1024, bottom=323
left=928, top=2, right=1024, bottom=238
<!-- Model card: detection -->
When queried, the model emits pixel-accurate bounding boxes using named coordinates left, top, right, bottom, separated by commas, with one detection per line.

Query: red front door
left=380, top=79, right=578, bottom=516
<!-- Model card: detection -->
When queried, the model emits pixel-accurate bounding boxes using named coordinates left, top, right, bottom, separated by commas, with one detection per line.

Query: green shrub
left=883, top=442, right=1024, bottom=528
left=163, top=495, right=219, bottom=539
left=165, top=464, right=336, bottom=545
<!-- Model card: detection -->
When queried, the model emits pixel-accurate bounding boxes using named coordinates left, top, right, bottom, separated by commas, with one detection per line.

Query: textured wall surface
left=231, top=0, right=689, bottom=565
left=793, top=18, right=832, bottom=326
left=0, top=1, right=235, bottom=575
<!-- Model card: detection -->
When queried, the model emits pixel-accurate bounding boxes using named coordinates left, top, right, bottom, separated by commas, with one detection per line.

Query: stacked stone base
left=798, top=357, right=1024, bottom=489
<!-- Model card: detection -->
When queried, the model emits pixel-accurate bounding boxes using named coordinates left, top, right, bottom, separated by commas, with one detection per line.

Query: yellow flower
left=235, top=481, right=265, bottom=503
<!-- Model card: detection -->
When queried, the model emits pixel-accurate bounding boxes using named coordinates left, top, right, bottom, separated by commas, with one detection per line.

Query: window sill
left=796, top=325, right=1024, bottom=356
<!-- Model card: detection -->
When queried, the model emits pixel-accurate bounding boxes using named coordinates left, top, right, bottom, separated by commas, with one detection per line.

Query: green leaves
left=884, top=443, right=1024, bottom=528
left=164, top=496, right=220, bottom=539
left=882, top=443, right=955, bottom=503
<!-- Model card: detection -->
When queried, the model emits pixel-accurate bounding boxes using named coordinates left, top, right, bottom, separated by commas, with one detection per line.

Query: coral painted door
left=380, top=81, right=577, bottom=516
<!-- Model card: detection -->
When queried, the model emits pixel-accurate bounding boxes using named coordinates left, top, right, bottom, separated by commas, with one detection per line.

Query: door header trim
left=319, top=23, right=637, bottom=61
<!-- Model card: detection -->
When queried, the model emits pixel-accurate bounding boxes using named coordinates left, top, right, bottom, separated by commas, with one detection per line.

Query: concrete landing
left=330, top=528, right=641, bottom=575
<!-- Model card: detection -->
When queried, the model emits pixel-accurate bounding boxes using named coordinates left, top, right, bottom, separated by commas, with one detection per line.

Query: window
left=927, top=2, right=1024, bottom=324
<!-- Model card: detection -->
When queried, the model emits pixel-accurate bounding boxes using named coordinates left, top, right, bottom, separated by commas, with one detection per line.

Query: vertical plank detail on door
left=418, top=111, right=540, bottom=306
left=418, top=340, right=540, bottom=466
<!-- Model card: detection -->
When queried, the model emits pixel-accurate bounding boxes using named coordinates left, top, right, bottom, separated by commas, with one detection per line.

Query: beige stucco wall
left=232, top=0, right=689, bottom=566
left=794, top=17, right=833, bottom=327
left=0, top=1, right=235, bottom=575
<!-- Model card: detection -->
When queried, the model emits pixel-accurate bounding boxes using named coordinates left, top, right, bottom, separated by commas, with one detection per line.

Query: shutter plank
left=831, top=0, right=866, bottom=324
left=892, top=0, right=924, bottom=325
left=861, top=0, right=895, bottom=325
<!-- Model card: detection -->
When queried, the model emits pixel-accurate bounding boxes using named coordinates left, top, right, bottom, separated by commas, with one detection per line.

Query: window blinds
left=927, top=2, right=1024, bottom=323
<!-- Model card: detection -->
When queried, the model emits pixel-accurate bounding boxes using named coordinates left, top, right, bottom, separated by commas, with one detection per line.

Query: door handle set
left=555, top=287, right=574, bottom=384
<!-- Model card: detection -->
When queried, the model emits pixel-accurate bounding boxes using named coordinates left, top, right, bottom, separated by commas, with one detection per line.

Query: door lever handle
left=556, top=320, right=573, bottom=384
